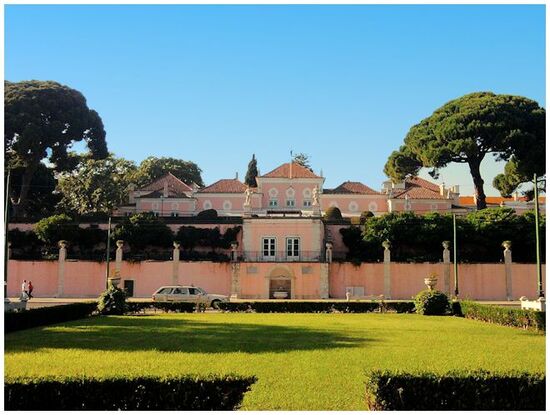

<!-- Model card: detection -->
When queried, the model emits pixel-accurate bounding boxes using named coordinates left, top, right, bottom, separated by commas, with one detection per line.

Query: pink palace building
left=8, top=161, right=545, bottom=300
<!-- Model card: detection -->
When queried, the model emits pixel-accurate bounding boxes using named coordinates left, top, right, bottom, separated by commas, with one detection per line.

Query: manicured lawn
left=4, top=313, right=545, bottom=410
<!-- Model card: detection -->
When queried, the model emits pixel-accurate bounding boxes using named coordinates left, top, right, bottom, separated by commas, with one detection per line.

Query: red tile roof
left=199, top=179, right=247, bottom=193
left=260, top=162, right=322, bottom=179
left=138, top=172, right=193, bottom=197
left=392, top=177, right=446, bottom=200
left=324, top=181, right=380, bottom=195
left=460, top=196, right=546, bottom=205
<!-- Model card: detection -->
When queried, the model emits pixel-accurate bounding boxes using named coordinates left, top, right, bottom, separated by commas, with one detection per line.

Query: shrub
left=218, top=301, right=415, bottom=313
left=197, top=209, right=218, bottom=219
left=324, top=206, right=343, bottom=221
left=365, top=370, right=545, bottom=410
left=414, top=290, right=450, bottom=315
left=457, top=301, right=545, bottom=331
left=5, top=302, right=97, bottom=333
left=414, top=289, right=450, bottom=315
left=97, top=285, right=127, bottom=315
left=34, top=214, right=80, bottom=246
left=126, top=301, right=196, bottom=314
left=5, top=375, right=256, bottom=410
left=112, top=213, right=174, bottom=249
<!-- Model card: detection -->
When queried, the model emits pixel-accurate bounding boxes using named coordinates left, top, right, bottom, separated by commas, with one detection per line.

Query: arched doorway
left=267, top=266, right=294, bottom=299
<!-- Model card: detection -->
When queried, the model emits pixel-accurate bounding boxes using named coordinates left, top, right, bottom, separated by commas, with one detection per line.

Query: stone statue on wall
left=244, top=187, right=253, bottom=206
left=312, top=185, right=320, bottom=206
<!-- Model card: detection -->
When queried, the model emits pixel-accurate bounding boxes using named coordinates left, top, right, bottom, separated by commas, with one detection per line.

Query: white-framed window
left=286, top=187, right=295, bottom=198
left=223, top=200, right=232, bottom=210
left=329, top=201, right=339, bottom=208
left=286, top=237, right=300, bottom=259
left=203, top=200, right=212, bottom=210
left=286, top=199, right=296, bottom=207
left=368, top=202, right=378, bottom=212
left=348, top=201, right=359, bottom=212
left=431, top=204, right=439, bottom=211
left=268, top=188, right=278, bottom=197
left=171, top=212, right=179, bottom=217
left=303, top=200, right=312, bottom=207
left=171, top=202, right=179, bottom=210
left=269, top=199, right=278, bottom=207
left=303, top=188, right=311, bottom=198
left=262, top=237, right=276, bottom=259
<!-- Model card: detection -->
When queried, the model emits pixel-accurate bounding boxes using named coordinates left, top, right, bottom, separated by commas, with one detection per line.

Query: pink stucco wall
left=320, top=195, right=388, bottom=215
left=329, top=262, right=546, bottom=300
left=7, top=260, right=546, bottom=300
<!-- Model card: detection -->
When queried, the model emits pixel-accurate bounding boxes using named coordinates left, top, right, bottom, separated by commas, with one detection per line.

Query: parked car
left=152, top=285, right=228, bottom=308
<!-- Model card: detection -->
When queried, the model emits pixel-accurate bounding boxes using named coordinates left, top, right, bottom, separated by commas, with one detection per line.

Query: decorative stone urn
left=108, top=270, right=121, bottom=288
left=424, top=274, right=438, bottom=291
left=58, top=240, right=68, bottom=249
left=173, top=241, right=181, bottom=249
left=382, top=240, right=391, bottom=250
left=116, top=240, right=124, bottom=249
left=502, top=240, right=512, bottom=250
left=442, top=241, right=450, bottom=249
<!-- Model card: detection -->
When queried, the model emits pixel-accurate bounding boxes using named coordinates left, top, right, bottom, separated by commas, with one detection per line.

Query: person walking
left=28, top=281, right=34, bottom=299
left=20, top=280, right=29, bottom=300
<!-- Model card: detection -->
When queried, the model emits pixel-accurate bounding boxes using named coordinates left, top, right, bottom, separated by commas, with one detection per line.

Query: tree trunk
left=10, top=165, right=36, bottom=218
left=468, top=159, right=487, bottom=210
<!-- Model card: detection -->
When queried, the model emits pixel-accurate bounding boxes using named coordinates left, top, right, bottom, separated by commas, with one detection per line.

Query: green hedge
left=365, top=370, right=545, bottom=410
left=5, top=302, right=98, bottom=333
left=456, top=301, right=545, bottom=331
left=5, top=375, right=256, bottom=410
left=126, top=301, right=197, bottom=314
left=219, top=301, right=415, bottom=313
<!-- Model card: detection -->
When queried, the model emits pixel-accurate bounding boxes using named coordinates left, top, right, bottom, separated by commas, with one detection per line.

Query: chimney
left=513, top=191, right=519, bottom=201
left=235, top=172, right=238, bottom=180
left=163, top=182, right=169, bottom=198
left=439, top=183, right=446, bottom=196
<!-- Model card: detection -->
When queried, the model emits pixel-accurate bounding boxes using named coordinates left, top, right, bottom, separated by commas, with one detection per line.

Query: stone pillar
left=382, top=240, right=391, bottom=299
left=57, top=240, right=67, bottom=297
left=231, top=242, right=238, bottom=262
left=503, top=241, right=513, bottom=301
left=172, top=242, right=180, bottom=286
left=442, top=241, right=451, bottom=296
left=231, top=263, right=241, bottom=298
left=320, top=263, right=330, bottom=299
left=325, top=242, right=333, bottom=263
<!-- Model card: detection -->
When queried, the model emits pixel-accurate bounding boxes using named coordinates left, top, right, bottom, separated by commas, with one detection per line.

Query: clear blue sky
left=5, top=4, right=546, bottom=195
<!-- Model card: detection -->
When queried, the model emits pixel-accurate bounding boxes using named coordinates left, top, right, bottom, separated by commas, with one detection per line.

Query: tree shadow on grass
left=6, top=315, right=370, bottom=354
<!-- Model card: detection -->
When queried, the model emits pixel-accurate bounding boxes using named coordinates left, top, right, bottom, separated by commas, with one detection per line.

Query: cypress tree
left=244, top=154, right=258, bottom=187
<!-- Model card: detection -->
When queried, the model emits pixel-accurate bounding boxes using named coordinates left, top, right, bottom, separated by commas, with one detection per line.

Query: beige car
left=152, top=285, right=228, bottom=308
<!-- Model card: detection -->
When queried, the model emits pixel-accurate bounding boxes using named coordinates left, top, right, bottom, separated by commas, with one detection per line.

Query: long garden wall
left=7, top=260, right=545, bottom=300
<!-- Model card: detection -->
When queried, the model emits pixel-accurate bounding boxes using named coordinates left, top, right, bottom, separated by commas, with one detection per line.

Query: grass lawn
left=4, top=313, right=545, bottom=410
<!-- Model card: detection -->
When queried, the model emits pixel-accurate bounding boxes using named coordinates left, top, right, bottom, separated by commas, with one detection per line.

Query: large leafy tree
left=56, top=155, right=137, bottom=216
left=133, top=156, right=204, bottom=187
left=244, top=154, right=258, bottom=187
left=384, top=92, right=545, bottom=209
left=5, top=80, right=108, bottom=217
left=8, top=162, right=60, bottom=219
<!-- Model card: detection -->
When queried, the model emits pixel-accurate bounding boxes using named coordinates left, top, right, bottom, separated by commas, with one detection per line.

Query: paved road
left=7, top=297, right=522, bottom=309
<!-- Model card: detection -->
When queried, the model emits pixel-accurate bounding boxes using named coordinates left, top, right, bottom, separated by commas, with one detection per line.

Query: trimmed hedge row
left=126, top=301, right=197, bottom=314
left=218, top=301, right=415, bottom=313
left=455, top=301, right=545, bottom=331
left=5, top=302, right=98, bottom=333
left=5, top=375, right=256, bottom=410
left=365, top=370, right=545, bottom=410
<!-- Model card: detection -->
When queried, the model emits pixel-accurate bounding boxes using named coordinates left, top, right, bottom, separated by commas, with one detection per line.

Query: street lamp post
left=453, top=213, right=459, bottom=297
left=534, top=174, right=544, bottom=298
left=105, top=216, right=112, bottom=289
left=4, top=168, right=11, bottom=299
